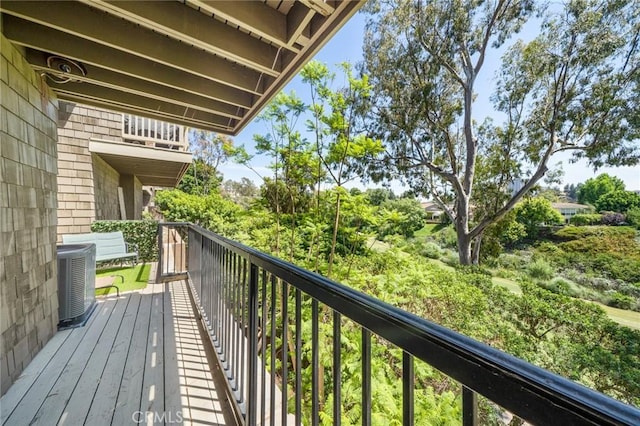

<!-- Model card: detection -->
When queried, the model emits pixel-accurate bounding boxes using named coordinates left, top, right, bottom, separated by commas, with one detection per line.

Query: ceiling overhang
left=89, top=139, right=192, bottom=187
left=0, top=0, right=364, bottom=135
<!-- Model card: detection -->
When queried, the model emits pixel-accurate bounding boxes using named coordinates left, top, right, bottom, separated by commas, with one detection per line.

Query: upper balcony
left=122, top=114, right=188, bottom=152
left=86, top=112, right=192, bottom=188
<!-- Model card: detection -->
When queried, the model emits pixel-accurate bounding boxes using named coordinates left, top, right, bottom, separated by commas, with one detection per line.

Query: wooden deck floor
left=0, top=279, right=237, bottom=426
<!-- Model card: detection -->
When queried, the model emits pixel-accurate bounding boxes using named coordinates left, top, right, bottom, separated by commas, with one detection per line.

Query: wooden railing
left=122, top=113, right=187, bottom=150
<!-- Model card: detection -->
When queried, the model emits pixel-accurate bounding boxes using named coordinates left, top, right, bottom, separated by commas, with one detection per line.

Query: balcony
left=122, top=114, right=188, bottom=152
left=2, top=224, right=639, bottom=425
left=87, top=113, right=192, bottom=188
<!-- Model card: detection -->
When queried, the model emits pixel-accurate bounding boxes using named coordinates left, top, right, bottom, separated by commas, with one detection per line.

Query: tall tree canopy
left=362, top=0, right=640, bottom=264
left=577, top=173, right=626, bottom=205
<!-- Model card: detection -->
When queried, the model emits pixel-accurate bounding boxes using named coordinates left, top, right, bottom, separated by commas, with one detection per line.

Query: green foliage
left=91, top=220, right=158, bottom=261
left=626, top=206, right=640, bottom=229
left=609, top=292, right=634, bottom=310
left=222, top=178, right=259, bottom=208
left=406, top=240, right=443, bottom=259
left=577, top=174, right=626, bottom=205
left=177, top=159, right=221, bottom=195
left=541, top=226, right=640, bottom=283
left=569, top=213, right=602, bottom=226
left=431, top=226, right=458, bottom=249
left=377, top=198, right=427, bottom=238
left=155, top=189, right=243, bottom=237
left=364, top=188, right=396, bottom=206
left=539, top=277, right=572, bottom=296
left=595, top=190, right=640, bottom=213
left=552, top=225, right=637, bottom=241
left=513, top=197, right=564, bottom=238
left=526, top=258, right=555, bottom=281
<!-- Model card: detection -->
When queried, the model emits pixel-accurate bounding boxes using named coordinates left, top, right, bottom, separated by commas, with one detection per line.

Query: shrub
left=553, top=225, right=636, bottom=241
left=548, top=277, right=572, bottom=295
left=626, top=206, right=640, bottom=229
left=569, top=213, right=602, bottom=226
left=432, top=226, right=457, bottom=249
left=495, top=253, right=525, bottom=270
left=526, top=258, right=555, bottom=281
left=421, top=242, right=443, bottom=259
left=601, top=211, right=626, bottom=226
left=441, top=252, right=460, bottom=267
left=608, top=292, right=634, bottom=310
left=91, top=219, right=158, bottom=262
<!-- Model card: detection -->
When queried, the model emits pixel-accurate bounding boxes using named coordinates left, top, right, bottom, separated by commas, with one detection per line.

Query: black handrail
left=158, top=222, right=640, bottom=425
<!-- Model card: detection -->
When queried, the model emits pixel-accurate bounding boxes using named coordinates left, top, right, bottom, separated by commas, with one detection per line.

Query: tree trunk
left=327, top=191, right=342, bottom=278
left=455, top=196, right=475, bottom=265
left=471, top=234, right=482, bottom=265
left=457, top=231, right=473, bottom=265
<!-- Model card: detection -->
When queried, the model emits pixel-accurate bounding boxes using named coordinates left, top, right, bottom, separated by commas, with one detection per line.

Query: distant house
left=551, top=202, right=590, bottom=223
left=420, top=201, right=445, bottom=220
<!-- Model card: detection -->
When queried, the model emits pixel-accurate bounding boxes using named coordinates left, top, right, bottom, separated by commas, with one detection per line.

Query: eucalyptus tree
left=362, top=0, right=640, bottom=264
left=181, top=130, right=235, bottom=194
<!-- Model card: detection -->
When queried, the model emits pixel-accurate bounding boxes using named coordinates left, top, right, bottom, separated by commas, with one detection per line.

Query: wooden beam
left=299, top=0, right=335, bottom=17
left=82, top=0, right=282, bottom=77
left=233, top=0, right=365, bottom=134
left=0, top=1, right=263, bottom=94
left=49, top=81, right=236, bottom=131
left=27, top=53, right=244, bottom=120
left=58, top=91, right=235, bottom=134
left=3, top=16, right=255, bottom=110
left=190, top=0, right=299, bottom=53
left=287, top=2, right=317, bottom=46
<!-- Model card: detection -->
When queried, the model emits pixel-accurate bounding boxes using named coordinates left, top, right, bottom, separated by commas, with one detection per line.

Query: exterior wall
left=56, top=102, right=122, bottom=240
left=1, top=34, right=59, bottom=395
left=93, top=154, right=120, bottom=221
left=120, top=174, right=143, bottom=220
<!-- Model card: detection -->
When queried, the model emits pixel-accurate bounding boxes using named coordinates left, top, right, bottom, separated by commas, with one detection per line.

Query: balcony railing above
left=122, top=114, right=187, bottom=151
left=157, top=222, right=640, bottom=426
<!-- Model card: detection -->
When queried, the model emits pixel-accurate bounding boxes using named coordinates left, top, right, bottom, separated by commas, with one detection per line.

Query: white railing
left=122, top=114, right=188, bottom=151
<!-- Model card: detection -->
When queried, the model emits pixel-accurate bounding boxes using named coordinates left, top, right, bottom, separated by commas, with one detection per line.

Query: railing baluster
left=234, top=254, right=240, bottom=393
left=311, top=299, right=319, bottom=426
left=240, top=258, right=247, bottom=404
left=261, top=269, right=267, bottom=425
left=281, top=280, right=289, bottom=426
left=247, top=263, right=259, bottom=425
left=295, top=289, right=302, bottom=425
left=362, top=328, right=371, bottom=426
left=223, top=248, right=229, bottom=364
left=403, top=352, right=414, bottom=426
left=333, top=311, right=341, bottom=426
left=462, top=386, right=478, bottom=426
left=270, top=275, right=277, bottom=426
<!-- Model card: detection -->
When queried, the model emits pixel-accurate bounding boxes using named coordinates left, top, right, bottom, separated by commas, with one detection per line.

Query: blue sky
left=221, top=11, right=639, bottom=192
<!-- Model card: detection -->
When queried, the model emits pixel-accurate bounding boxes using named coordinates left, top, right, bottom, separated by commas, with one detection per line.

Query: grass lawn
left=414, top=223, right=446, bottom=238
left=95, top=263, right=151, bottom=296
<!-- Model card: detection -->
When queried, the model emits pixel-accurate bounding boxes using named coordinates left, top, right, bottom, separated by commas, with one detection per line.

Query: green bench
left=62, top=231, right=138, bottom=266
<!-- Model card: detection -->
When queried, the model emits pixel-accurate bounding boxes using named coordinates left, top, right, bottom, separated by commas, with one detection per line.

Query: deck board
left=111, top=290, right=153, bottom=426
left=0, top=279, right=235, bottom=426
left=84, top=293, right=141, bottom=425
left=33, top=297, right=127, bottom=425
left=0, top=328, right=72, bottom=423
left=141, top=282, right=165, bottom=424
